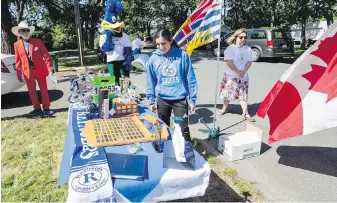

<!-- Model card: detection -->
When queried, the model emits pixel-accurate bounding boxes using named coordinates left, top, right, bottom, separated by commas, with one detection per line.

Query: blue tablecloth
left=58, top=102, right=210, bottom=202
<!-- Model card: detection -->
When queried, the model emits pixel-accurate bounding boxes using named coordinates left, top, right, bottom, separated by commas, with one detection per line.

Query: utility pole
left=74, top=0, right=84, bottom=66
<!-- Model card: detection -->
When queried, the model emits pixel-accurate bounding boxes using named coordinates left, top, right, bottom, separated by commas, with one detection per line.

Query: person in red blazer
left=12, top=21, right=54, bottom=115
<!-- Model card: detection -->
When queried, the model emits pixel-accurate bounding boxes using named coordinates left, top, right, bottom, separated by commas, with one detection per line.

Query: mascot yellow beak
left=101, top=20, right=125, bottom=32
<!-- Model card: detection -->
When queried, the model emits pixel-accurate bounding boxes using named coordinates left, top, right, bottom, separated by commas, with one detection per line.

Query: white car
left=1, top=54, right=25, bottom=95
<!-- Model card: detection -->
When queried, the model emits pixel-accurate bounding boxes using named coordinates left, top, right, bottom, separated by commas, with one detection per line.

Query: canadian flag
left=257, top=23, right=337, bottom=144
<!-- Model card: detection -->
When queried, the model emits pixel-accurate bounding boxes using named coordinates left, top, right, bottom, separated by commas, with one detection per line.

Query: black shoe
left=29, top=108, right=43, bottom=115
left=43, top=109, right=55, bottom=116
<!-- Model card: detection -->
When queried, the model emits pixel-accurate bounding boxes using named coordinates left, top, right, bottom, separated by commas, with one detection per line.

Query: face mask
left=21, top=32, right=31, bottom=40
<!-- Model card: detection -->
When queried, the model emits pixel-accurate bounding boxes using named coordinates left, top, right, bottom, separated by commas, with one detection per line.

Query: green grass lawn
left=52, top=49, right=105, bottom=71
left=1, top=112, right=69, bottom=202
left=52, top=49, right=97, bottom=58
left=58, top=56, right=105, bottom=70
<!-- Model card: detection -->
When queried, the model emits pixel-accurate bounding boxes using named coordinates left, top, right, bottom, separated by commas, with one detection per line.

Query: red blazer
left=14, top=38, right=53, bottom=79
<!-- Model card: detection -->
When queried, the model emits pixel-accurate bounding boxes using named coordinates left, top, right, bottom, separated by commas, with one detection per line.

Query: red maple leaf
left=302, top=32, right=337, bottom=103
left=310, top=32, right=337, bottom=67
left=302, top=64, right=326, bottom=89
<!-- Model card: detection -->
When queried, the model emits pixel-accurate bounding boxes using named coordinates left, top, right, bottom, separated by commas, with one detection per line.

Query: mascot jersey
left=99, top=32, right=131, bottom=62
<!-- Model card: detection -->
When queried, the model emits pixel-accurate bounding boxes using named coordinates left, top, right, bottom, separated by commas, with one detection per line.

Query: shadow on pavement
left=1, top=107, right=69, bottom=121
left=189, top=107, right=215, bottom=124
left=191, top=102, right=261, bottom=125
left=1, top=89, right=64, bottom=109
left=261, top=143, right=272, bottom=155
left=228, top=103, right=261, bottom=117
left=57, top=75, right=78, bottom=83
left=258, top=55, right=301, bottom=64
left=190, top=50, right=217, bottom=64
left=277, top=146, right=337, bottom=177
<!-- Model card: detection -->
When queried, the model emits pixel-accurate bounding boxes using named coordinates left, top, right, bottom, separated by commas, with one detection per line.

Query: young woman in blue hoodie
left=146, top=29, right=198, bottom=141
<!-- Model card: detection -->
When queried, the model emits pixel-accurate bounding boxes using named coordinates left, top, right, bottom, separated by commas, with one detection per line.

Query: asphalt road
left=1, top=49, right=336, bottom=201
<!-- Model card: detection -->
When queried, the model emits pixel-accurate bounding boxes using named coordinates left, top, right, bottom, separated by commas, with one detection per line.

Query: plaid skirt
left=219, top=73, right=249, bottom=102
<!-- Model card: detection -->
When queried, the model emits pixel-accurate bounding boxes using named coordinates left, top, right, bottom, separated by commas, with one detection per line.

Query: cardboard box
left=218, top=123, right=262, bottom=161
left=93, top=76, right=116, bottom=103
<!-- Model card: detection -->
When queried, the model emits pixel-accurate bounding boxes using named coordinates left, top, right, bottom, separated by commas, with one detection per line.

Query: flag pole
left=211, top=0, right=222, bottom=137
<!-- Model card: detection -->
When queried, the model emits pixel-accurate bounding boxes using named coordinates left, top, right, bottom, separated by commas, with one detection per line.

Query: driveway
left=129, top=50, right=337, bottom=202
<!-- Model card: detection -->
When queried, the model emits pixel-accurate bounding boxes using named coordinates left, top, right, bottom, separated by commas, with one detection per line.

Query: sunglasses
left=238, top=36, right=247, bottom=39
left=19, top=29, right=30, bottom=33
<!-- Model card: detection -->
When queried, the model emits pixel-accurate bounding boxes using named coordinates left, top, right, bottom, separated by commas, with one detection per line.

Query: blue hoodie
left=146, top=46, right=198, bottom=105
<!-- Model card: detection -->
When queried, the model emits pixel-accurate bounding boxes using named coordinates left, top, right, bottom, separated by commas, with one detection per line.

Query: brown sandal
left=217, top=108, right=229, bottom=116
left=243, top=114, right=256, bottom=122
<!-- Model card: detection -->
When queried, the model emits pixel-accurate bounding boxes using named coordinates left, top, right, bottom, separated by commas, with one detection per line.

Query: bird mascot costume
left=99, top=0, right=133, bottom=85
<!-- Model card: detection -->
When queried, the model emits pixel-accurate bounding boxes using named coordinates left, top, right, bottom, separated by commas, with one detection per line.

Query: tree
left=226, top=0, right=259, bottom=29
left=313, top=0, right=337, bottom=27
left=80, top=0, right=106, bottom=50
left=13, top=0, right=26, bottom=23
left=2, top=0, right=50, bottom=54
left=41, top=0, right=78, bottom=49
left=42, top=0, right=105, bottom=50
left=123, top=0, right=200, bottom=36
left=1, top=0, right=15, bottom=54
left=123, top=0, right=161, bottom=36
left=270, top=0, right=277, bottom=27
left=160, top=0, right=201, bottom=32
left=21, top=1, right=47, bottom=26
left=271, top=0, right=297, bottom=28
left=290, top=0, right=314, bottom=49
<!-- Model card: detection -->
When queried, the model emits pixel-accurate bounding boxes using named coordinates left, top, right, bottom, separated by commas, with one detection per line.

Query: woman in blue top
left=146, top=29, right=198, bottom=141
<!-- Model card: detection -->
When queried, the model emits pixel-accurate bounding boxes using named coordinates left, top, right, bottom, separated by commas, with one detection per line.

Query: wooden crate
left=112, top=98, right=138, bottom=117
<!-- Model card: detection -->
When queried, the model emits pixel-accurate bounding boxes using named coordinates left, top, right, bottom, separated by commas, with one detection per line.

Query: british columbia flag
left=173, top=0, right=222, bottom=55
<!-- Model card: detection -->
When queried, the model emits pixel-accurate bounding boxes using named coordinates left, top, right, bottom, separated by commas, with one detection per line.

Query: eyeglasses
left=238, top=36, right=247, bottom=39
left=19, top=29, right=30, bottom=33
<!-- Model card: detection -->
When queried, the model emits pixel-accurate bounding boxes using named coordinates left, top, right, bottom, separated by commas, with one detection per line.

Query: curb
left=71, top=65, right=105, bottom=71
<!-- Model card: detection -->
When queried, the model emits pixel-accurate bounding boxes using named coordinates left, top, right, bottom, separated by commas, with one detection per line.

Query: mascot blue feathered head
left=101, top=0, right=125, bottom=34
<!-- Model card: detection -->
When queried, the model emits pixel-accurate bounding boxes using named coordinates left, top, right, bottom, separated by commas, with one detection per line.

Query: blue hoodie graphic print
left=146, top=46, right=198, bottom=105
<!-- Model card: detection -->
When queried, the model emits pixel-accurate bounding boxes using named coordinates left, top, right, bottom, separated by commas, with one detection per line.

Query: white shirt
left=132, top=38, right=143, bottom=50
left=99, top=32, right=131, bottom=62
left=223, top=44, right=252, bottom=77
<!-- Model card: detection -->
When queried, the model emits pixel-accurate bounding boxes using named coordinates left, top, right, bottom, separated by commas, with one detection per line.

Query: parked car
left=143, top=36, right=156, bottom=48
left=203, top=43, right=212, bottom=50
left=1, top=54, right=26, bottom=95
left=196, top=32, right=231, bottom=50
left=211, top=28, right=294, bottom=61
